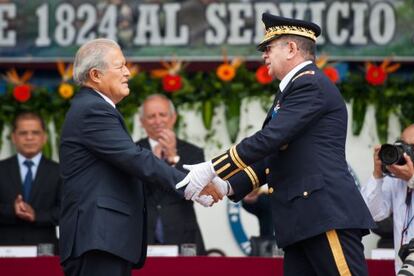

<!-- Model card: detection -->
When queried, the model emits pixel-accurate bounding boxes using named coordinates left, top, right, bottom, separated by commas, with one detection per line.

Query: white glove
left=175, top=161, right=216, bottom=200
left=212, top=176, right=230, bottom=197
left=194, top=195, right=214, bottom=207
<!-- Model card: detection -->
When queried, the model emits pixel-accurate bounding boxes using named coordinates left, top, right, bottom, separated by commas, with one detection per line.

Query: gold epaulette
left=291, top=70, right=315, bottom=82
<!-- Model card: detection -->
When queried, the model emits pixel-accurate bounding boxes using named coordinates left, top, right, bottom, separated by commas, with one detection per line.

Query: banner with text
left=0, top=0, right=412, bottom=61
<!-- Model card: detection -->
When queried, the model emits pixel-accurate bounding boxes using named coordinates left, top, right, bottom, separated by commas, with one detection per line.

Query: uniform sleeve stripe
left=326, top=230, right=352, bottom=276
left=213, top=154, right=229, bottom=166
left=223, top=168, right=242, bottom=180
left=230, top=146, right=247, bottom=169
left=245, top=166, right=259, bottom=189
left=292, top=70, right=315, bottom=82
left=216, top=163, right=231, bottom=175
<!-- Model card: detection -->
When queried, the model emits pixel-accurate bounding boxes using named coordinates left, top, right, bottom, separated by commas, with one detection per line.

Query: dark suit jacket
left=136, top=138, right=205, bottom=255
left=59, top=87, right=185, bottom=267
left=0, top=155, right=61, bottom=250
left=215, top=63, right=376, bottom=248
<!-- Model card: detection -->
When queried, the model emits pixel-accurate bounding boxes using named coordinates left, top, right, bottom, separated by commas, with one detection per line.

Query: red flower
left=162, top=74, right=182, bottom=93
left=255, top=65, right=273, bottom=84
left=323, top=66, right=340, bottom=84
left=13, top=84, right=31, bottom=102
left=366, top=64, right=387, bottom=86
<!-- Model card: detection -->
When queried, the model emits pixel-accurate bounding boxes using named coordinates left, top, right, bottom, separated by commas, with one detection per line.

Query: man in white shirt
left=361, top=124, right=414, bottom=273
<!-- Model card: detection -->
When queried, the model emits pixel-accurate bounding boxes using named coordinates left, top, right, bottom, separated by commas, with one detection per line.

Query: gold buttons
left=268, top=187, right=274, bottom=194
left=265, top=168, right=270, bottom=175
left=303, top=191, right=309, bottom=197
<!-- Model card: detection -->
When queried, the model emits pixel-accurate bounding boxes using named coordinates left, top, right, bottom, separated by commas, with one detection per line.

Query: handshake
left=176, top=161, right=231, bottom=207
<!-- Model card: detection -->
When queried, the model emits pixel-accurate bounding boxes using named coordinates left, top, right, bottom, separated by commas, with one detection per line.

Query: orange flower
left=255, top=65, right=273, bottom=84
left=323, top=66, right=340, bottom=84
left=365, top=60, right=400, bottom=86
left=59, top=83, right=74, bottom=99
left=365, top=64, right=386, bottom=86
left=162, top=74, right=182, bottom=93
left=216, top=64, right=235, bottom=82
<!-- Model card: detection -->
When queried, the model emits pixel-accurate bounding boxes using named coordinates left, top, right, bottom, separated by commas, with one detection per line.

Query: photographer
left=361, top=124, right=414, bottom=273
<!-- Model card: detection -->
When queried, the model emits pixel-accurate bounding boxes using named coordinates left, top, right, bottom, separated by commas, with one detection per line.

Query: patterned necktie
left=23, top=160, right=34, bottom=201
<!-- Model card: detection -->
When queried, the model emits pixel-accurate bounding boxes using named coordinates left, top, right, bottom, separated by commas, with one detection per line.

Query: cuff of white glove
left=226, top=181, right=234, bottom=196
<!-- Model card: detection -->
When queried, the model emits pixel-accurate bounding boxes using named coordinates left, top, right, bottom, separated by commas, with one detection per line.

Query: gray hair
left=139, top=94, right=176, bottom=118
left=281, top=35, right=316, bottom=61
left=73, top=38, right=121, bottom=85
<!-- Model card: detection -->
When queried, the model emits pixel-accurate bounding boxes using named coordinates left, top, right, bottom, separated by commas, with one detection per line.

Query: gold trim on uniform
left=230, top=146, right=247, bottom=169
left=212, top=154, right=229, bottom=166
left=291, top=70, right=315, bottom=82
left=326, top=230, right=352, bottom=276
left=245, top=166, right=259, bottom=189
left=216, top=163, right=231, bottom=175
left=261, top=25, right=317, bottom=44
left=223, top=167, right=242, bottom=180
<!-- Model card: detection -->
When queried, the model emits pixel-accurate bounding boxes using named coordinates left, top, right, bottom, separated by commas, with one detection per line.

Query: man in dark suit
left=137, top=94, right=206, bottom=255
left=177, top=13, right=376, bottom=275
left=0, top=112, right=61, bottom=253
left=59, top=38, right=217, bottom=276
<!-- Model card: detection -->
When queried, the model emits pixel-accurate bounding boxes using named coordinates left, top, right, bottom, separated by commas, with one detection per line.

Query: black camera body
left=398, top=239, right=414, bottom=275
left=379, top=141, right=414, bottom=174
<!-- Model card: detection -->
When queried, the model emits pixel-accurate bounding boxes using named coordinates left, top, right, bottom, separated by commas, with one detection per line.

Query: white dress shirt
left=279, top=60, right=312, bottom=92
left=17, top=153, right=42, bottom=184
left=361, top=175, right=414, bottom=273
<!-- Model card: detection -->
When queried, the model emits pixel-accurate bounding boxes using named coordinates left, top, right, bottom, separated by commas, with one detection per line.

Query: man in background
left=361, top=124, right=414, bottom=273
left=137, top=94, right=205, bottom=255
left=0, top=111, right=61, bottom=253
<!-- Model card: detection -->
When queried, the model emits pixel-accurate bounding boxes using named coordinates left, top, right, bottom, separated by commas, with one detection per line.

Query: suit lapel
left=9, top=156, right=23, bottom=196
left=262, top=88, right=281, bottom=128
left=29, top=156, right=47, bottom=203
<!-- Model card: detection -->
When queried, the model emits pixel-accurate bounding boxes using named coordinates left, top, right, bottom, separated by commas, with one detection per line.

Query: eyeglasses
left=263, top=42, right=288, bottom=53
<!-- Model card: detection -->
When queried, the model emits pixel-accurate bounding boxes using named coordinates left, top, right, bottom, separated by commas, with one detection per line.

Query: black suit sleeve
left=81, top=102, right=185, bottom=189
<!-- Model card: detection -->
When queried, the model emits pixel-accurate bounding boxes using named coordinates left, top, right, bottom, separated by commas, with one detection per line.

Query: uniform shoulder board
left=292, top=70, right=315, bottom=82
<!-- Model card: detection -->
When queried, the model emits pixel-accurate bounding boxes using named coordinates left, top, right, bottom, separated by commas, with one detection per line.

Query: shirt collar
left=148, top=138, right=159, bottom=151
left=93, top=89, right=116, bottom=108
left=17, top=152, right=42, bottom=167
left=279, top=60, right=312, bottom=92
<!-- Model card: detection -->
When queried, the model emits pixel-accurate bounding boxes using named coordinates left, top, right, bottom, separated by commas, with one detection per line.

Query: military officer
left=177, top=13, right=376, bottom=276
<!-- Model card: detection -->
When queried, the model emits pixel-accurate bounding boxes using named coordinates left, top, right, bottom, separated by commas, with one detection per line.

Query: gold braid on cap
left=264, top=25, right=316, bottom=42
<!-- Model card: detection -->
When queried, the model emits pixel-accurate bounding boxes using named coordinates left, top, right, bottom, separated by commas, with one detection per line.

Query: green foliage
left=1, top=63, right=413, bottom=157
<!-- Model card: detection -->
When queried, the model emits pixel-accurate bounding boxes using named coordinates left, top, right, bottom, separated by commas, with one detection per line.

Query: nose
left=124, top=65, right=131, bottom=78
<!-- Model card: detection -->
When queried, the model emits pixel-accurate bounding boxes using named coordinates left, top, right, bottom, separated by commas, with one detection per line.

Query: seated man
left=137, top=94, right=206, bottom=255
left=0, top=112, right=61, bottom=253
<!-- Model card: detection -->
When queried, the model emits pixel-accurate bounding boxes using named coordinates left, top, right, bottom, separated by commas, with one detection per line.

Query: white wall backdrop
left=0, top=99, right=401, bottom=257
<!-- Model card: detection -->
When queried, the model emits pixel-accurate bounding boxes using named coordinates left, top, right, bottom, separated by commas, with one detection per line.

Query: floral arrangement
left=0, top=58, right=413, bottom=157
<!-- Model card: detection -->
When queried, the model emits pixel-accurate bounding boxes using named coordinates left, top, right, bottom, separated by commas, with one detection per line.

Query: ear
left=286, top=41, right=299, bottom=60
left=88, top=68, right=102, bottom=83
left=11, top=132, right=17, bottom=146
left=171, top=112, right=177, bottom=125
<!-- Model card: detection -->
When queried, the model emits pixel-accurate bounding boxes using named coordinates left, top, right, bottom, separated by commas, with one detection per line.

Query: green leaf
left=352, top=98, right=367, bottom=135
left=202, top=100, right=214, bottom=130
left=225, top=97, right=241, bottom=143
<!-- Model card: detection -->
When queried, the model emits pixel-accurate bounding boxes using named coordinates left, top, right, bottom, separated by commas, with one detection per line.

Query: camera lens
left=379, top=144, right=401, bottom=165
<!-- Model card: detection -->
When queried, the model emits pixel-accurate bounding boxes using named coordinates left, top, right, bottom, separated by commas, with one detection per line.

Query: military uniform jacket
left=212, top=63, right=375, bottom=248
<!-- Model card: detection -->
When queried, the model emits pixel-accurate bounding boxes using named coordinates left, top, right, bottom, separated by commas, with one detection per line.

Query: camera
left=379, top=141, right=414, bottom=174
left=398, top=239, right=414, bottom=275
